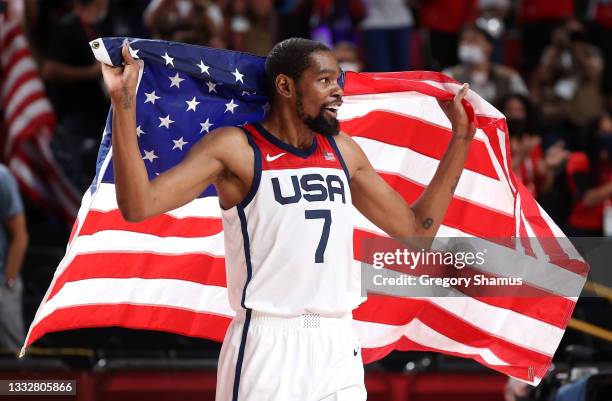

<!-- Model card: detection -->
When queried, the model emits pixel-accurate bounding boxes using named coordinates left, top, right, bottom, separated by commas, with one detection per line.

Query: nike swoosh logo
left=266, top=152, right=286, bottom=162
left=353, top=347, right=359, bottom=356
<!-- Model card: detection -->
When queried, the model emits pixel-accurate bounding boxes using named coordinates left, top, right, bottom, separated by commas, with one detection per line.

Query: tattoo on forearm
left=422, top=218, right=433, bottom=229
left=120, top=87, right=133, bottom=109
left=451, top=176, right=460, bottom=194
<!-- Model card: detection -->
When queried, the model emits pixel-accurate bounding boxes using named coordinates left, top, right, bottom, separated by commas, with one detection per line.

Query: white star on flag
left=172, top=137, right=188, bottom=150
left=169, top=72, right=184, bottom=88
left=162, top=52, right=174, bottom=66
left=232, top=68, right=244, bottom=83
left=225, top=99, right=238, bottom=114
left=128, top=45, right=139, bottom=59
left=206, top=81, right=218, bottom=93
left=186, top=97, right=200, bottom=112
left=142, top=149, right=158, bottom=163
left=200, top=118, right=213, bottom=133
left=158, top=114, right=174, bottom=128
left=136, top=125, right=145, bottom=137
left=197, top=60, right=210, bottom=75
left=144, top=90, right=160, bottom=104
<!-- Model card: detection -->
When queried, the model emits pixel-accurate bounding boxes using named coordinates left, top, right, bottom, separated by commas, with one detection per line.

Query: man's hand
left=437, top=83, right=476, bottom=140
left=101, top=42, right=143, bottom=109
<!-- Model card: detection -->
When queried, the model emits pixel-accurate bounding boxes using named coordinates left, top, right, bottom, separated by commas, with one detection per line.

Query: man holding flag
left=100, top=37, right=475, bottom=401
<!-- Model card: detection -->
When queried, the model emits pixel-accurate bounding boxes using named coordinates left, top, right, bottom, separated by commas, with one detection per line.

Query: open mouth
left=324, top=104, right=339, bottom=118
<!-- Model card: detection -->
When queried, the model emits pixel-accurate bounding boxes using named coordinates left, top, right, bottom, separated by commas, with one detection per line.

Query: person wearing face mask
left=443, top=25, right=527, bottom=105
left=40, top=0, right=110, bottom=192
left=333, top=40, right=363, bottom=72
left=500, top=94, right=566, bottom=198
left=566, top=113, right=612, bottom=236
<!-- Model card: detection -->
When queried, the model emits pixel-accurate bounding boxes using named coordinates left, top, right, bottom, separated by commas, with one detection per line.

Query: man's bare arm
left=101, top=43, right=243, bottom=221
left=341, top=84, right=476, bottom=246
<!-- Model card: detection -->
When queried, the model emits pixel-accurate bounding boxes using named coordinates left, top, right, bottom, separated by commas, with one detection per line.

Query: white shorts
left=215, top=310, right=367, bottom=401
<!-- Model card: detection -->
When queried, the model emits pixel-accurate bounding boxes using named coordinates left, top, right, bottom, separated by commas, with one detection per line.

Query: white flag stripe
left=352, top=207, right=584, bottom=295
left=353, top=318, right=510, bottom=366
left=355, top=137, right=515, bottom=214
left=420, top=296, right=562, bottom=355
left=32, top=278, right=234, bottom=327
left=2, top=53, right=36, bottom=98
left=36, top=272, right=559, bottom=355
left=340, top=92, right=457, bottom=130
left=496, top=128, right=517, bottom=194
left=8, top=99, right=53, bottom=144
left=5, top=79, right=45, bottom=119
left=18, top=141, right=78, bottom=215
left=0, top=23, right=27, bottom=64
left=537, top=203, right=584, bottom=261
left=433, top=225, right=585, bottom=296
left=66, top=230, right=225, bottom=257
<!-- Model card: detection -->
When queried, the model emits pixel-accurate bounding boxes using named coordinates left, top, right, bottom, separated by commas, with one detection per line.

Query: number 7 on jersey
left=304, top=209, right=332, bottom=263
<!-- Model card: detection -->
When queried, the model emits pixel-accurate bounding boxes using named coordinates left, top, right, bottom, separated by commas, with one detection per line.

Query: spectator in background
left=100, top=0, right=150, bottom=38
left=519, top=0, right=574, bottom=73
left=418, top=0, right=477, bottom=70
left=41, top=0, right=110, bottom=191
left=476, top=0, right=511, bottom=64
left=309, top=0, right=364, bottom=48
left=566, top=113, right=612, bottom=236
left=0, top=164, right=28, bottom=355
left=230, top=0, right=276, bottom=56
left=334, top=40, right=363, bottom=72
left=443, top=25, right=527, bottom=105
left=361, top=0, right=414, bottom=72
left=275, top=0, right=312, bottom=41
left=591, top=0, right=612, bottom=108
left=531, top=18, right=605, bottom=149
left=143, top=0, right=226, bottom=47
left=23, top=0, right=75, bottom=63
left=500, top=94, right=567, bottom=198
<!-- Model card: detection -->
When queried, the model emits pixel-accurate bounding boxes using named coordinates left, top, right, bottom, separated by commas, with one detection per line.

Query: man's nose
left=332, top=79, right=344, bottom=99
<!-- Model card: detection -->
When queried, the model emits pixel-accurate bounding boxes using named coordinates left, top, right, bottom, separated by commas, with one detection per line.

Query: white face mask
left=458, top=45, right=485, bottom=65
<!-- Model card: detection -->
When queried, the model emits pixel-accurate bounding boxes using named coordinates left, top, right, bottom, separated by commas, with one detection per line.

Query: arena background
left=0, top=0, right=611, bottom=400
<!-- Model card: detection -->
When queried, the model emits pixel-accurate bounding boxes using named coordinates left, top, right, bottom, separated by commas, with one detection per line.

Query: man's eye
left=320, top=78, right=329, bottom=84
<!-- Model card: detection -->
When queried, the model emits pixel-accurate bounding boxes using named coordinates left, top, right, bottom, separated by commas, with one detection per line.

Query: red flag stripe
left=78, top=209, right=223, bottom=237
left=354, top=295, right=556, bottom=364
left=46, top=252, right=226, bottom=301
left=26, top=304, right=231, bottom=354
left=377, top=171, right=515, bottom=238
left=341, top=110, right=499, bottom=179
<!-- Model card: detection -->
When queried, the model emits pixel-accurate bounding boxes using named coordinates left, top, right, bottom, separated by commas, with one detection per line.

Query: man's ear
left=275, top=74, right=294, bottom=99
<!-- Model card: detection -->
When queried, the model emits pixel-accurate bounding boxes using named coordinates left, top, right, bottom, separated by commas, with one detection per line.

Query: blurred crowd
left=2, top=0, right=612, bottom=356
left=14, top=0, right=612, bottom=238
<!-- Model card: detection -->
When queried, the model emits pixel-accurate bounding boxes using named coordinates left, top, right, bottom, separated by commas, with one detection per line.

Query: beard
left=296, top=95, right=340, bottom=137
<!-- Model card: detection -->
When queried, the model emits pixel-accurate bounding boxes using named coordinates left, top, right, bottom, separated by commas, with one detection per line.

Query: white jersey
left=221, top=122, right=363, bottom=317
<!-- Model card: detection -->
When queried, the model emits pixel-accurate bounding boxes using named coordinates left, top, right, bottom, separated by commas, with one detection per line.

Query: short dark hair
left=265, top=38, right=331, bottom=100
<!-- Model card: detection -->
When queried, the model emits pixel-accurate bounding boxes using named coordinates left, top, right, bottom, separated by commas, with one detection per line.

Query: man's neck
left=259, top=106, right=315, bottom=150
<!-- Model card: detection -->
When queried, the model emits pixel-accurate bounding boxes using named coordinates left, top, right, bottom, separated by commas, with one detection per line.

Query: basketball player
left=101, top=38, right=476, bottom=401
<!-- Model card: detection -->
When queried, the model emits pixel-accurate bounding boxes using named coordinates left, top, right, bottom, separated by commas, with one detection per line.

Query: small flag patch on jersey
left=323, top=151, right=335, bottom=161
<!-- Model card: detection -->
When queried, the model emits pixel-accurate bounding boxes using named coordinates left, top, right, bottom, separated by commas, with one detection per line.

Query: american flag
left=0, top=13, right=80, bottom=222
left=21, top=37, right=587, bottom=385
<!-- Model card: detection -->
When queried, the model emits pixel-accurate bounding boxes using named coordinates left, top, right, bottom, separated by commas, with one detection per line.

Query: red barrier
left=0, top=370, right=506, bottom=401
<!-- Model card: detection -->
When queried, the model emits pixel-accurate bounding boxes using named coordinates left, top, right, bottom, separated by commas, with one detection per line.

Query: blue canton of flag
left=89, top=37, right=270, bottom=197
